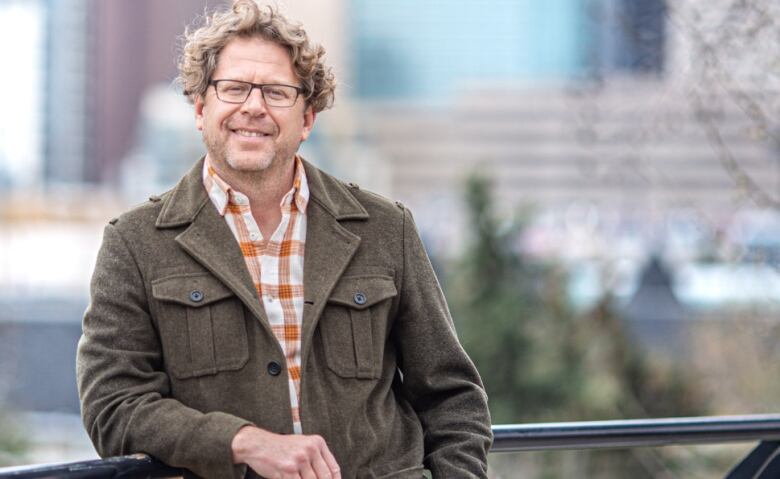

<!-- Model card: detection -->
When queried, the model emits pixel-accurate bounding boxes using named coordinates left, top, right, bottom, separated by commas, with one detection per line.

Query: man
left=77, top=1, right=492, bottom=478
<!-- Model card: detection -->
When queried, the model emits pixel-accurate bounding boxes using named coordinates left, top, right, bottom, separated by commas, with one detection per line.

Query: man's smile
left=232, top=128, right=272, bottom=138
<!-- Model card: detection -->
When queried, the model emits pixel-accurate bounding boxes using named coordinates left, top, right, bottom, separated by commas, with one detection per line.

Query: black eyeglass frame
left=208, top=79, right=305, bottom=107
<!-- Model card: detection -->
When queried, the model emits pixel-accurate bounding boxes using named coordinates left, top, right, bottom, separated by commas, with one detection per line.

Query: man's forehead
left=217, top=36, right=292, bottom=68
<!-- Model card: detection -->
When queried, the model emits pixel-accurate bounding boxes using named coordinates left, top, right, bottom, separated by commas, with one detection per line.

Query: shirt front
left=203, top=156, right=309, bottom=434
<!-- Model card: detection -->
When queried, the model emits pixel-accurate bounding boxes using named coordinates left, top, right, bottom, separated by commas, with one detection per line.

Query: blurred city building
left=359, top=79, right=780, bottom=255
left=43, top=0, right=90, bottom=184
left=0, top=0, right=45, bottom=187
left=28, top=0, right=224, bottom=186
left=350, top=0, right=666, bottom=100
left=352, top=0, right=586, bottom=99
left=591, top=0, right=666, bottom=74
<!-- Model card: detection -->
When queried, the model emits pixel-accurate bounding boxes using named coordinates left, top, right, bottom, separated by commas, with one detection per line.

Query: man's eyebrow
left=214, top=76, right=299, bottom=85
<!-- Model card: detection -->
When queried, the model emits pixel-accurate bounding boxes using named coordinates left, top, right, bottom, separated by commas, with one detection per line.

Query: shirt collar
left=202, top=155, right=309, bottom=216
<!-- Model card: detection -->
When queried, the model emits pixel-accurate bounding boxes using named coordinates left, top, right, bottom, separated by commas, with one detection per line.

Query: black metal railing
left=2, top=414, right=780, bottom=478
left=0, top=454, right=182, bottom=478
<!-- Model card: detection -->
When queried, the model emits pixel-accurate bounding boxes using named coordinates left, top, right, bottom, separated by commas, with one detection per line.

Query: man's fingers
left=319, top=441, right=341, bottom=479
left=235, top=429, right=339, bottom=479
left=310, top=450, right=332, bottom=479
left=299, top=461, right=317, bottom=479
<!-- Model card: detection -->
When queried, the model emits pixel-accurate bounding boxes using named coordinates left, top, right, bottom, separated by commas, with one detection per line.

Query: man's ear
left=300, top=105, right=316, bottom=142
left=194, top=95, right=205, bottom=131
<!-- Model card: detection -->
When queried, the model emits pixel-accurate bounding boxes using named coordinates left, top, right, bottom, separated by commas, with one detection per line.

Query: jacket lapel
left=156, top=158, right=268, bottom=329
left=176, top=208, right=270, bottom=327
left=300, top=160, right=368, bottom=358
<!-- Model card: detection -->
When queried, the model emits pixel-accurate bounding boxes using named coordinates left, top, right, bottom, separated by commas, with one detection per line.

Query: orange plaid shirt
left=203, top=156, right=308, bottom=434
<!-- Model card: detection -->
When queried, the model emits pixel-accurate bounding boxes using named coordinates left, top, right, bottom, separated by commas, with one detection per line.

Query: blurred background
left=1, top=0, right=779, bottom=477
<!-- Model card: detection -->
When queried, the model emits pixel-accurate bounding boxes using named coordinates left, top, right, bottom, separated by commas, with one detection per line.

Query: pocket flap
left=151, top=273, right=234, bottom=307
left=328, top=274, right=397, bottom=310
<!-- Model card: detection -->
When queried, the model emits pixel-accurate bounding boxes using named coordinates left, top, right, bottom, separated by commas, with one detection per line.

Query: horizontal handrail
left=492, top=413, right=780, bottom=452
left=0, top=454, right=182, bottom=478
left=2, top=414, right=780, bottom=478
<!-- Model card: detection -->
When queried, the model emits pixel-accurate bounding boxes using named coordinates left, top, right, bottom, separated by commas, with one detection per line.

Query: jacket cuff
left=192, top=412, right=253, bottom=479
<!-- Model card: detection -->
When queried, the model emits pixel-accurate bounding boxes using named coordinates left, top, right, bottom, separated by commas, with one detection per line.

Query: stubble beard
left=202, top=126, right=300, bottom=180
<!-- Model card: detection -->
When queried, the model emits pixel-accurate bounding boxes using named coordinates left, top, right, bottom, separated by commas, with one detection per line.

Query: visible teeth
left=235, top=129, right=265, bottom=137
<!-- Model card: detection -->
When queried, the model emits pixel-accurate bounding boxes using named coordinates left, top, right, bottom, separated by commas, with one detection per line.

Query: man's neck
left=207, top=154, right=297, bottom=238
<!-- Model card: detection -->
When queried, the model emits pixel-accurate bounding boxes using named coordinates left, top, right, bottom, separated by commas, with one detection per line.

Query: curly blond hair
left=177, top=0, right=335, bottom=112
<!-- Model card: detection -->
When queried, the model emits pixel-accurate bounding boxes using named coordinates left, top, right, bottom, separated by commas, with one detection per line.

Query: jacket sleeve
left=394, top=208, right=493, bottom=478
left=76, top=224, right=252, bottom=479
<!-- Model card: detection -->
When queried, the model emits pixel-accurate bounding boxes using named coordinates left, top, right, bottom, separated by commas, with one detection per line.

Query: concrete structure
left=357, top=79, right=780, bottom=254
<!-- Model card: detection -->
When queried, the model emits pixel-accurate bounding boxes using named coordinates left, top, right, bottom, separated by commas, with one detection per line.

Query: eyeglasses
left=209, top=79, right=304, bottom=108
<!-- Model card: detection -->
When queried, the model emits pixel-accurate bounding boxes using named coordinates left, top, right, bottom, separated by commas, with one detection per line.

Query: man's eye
left=266, top=88, right=288, bottom=99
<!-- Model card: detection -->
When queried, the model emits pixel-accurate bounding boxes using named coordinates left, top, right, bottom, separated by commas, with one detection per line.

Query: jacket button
left=267, top=361, right=282, bottom=376
left=190, top=290, right=204, bottom=302
left=353, top=292, right=367, bottom=305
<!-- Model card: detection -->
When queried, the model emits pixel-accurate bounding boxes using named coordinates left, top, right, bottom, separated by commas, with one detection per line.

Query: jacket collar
left=155, top=156, right=368, bottom=228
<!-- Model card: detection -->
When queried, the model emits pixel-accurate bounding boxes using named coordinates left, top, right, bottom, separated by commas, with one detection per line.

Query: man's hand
left=231, top=425, right=342, bottom=479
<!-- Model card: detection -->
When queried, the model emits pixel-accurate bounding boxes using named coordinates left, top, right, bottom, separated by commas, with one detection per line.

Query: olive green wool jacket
left=77, top=158, right=492, bottom=479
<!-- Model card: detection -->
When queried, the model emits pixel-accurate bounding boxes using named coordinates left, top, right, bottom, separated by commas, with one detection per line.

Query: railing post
left=726, top=441, right=780, bottom=479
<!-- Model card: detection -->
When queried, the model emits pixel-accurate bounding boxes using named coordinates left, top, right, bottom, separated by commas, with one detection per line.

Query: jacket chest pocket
left=321, top=274, right=397, bottom=379
left=151, top=273, right=249, bottom=379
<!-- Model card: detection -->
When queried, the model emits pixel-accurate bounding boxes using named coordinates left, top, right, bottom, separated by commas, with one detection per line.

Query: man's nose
left=240, top=87, right=268, bottom=114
